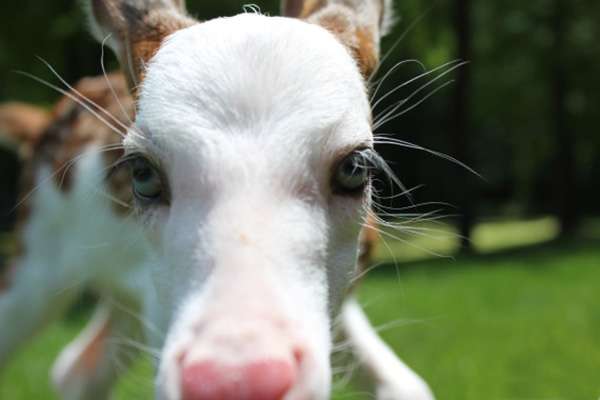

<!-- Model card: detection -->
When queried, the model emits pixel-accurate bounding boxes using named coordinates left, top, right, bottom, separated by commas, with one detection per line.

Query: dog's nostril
left=180, top=359, right=296, bottom=400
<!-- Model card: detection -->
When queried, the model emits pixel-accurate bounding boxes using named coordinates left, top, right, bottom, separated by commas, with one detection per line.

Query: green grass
left=352, top=243, right=600, bottom=400
left=1, top=218, right=600, bottom=399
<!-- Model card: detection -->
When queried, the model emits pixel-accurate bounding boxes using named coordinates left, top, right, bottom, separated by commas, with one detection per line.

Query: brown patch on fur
left=358, top=211, right=379, bottom=269
left=92, top=0, right=196, bottom=93
left=353, top=27, right=378, bottom=78
left=0, top=263, right=16, bottom=292
left=127, top=10, right=197, bottom=92
left=284, top=0, right=326, bottom=19
left=314, top=12, right=379, bottom=78
left=5, top=1, right=196, bottom=293
left=346, top=211, right=379, bottom=295
left=2, top=73, right=135, bottom=293
left=285, top=1, right=384, bottom=79
left=79, top=317, right=112, bottom=370
left=299, top=0, right=327, bottom=18
left=17, top=72, right=134, bottom=225
left=314, top=12, right=352, bottom=41
left=0, top=103, right=51, bottom=158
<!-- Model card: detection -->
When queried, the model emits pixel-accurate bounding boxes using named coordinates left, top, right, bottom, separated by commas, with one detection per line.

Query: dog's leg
left=51, top=300, right=145, bottom=400
left=340, top=298, right=435, bottom=400
left=0, top=259, right=82, bottom=369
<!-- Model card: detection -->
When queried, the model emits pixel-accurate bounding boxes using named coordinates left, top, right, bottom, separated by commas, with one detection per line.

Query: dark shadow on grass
left=370, top=234, right=600, bottom=277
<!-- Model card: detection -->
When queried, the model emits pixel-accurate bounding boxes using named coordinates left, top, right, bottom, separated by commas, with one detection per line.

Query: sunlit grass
left=349, top=243, right=600, bottom=400
left=473, top=216, right=559, bottom=252
left=373, top=216, right=561, bottom=262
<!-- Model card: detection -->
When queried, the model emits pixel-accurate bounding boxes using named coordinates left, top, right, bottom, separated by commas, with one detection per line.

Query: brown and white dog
left=0, top=1, right=435, bottom=399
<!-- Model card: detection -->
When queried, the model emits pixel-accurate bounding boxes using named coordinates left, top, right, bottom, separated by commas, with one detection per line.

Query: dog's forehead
left=135, top=13, right=371, bottom=152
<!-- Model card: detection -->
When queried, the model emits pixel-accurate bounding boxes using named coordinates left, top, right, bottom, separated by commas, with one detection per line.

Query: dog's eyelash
left=105, top=152, right=150, bottom=181
left=330, top=147, right=382, bottom=196
left=356, top=148, right=386, bottom=173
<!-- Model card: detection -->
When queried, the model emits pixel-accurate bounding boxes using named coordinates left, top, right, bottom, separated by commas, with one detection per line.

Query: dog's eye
left=333, top=150, right=370, bottom=194
left=130, top=157, right=163, bottom=201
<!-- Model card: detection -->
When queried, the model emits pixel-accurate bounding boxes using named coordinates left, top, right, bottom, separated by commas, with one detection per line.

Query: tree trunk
left=0, top=149, right=19, bottom=232
left=552, top=0, right=578, bottom=237
left=453, top=0, right=475, bottom=252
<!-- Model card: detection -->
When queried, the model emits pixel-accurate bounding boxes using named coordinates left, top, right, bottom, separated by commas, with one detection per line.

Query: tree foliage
left=1, top=0, right=598, bottom=238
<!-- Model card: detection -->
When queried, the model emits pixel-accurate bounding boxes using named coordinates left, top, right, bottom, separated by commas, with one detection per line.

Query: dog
left=0, top=1, right=435, bottom=399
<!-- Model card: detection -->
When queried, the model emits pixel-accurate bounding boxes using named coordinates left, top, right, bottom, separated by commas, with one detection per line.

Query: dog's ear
left=282, top=0, right=394, bottom=79
left=87, top=0, right=197, bottom=93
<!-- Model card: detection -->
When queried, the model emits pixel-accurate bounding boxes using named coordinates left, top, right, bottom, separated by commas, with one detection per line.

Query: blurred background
left=0, top=0, right=599, bottom=399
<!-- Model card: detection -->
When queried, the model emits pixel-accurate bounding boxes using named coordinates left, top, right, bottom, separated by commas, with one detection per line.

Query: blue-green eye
left=130, top=157, right=163, bottom=201
left=334, top=151, right=370, bottom=194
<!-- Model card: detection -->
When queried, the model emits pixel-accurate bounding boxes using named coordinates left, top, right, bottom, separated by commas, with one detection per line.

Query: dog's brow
left=338, top=142, right=373, bottom=155
left=330, top=143, right=374, bottom=167
left=124, top=131, right=166, bottom=162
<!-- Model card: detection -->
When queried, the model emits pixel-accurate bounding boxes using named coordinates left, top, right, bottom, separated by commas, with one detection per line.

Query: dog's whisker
left=362, top=149, right=411, bottom=202
left=372, top=62, right=458, bottom=120
left=371, top=59, right=462, bottom=111
left=349, top=261, right=385, bottom=285
left=34, top=57, right=133, bottom=137
left=368, top=4, right=436, bottom=83
left=57, top=144, right=125, bottom=189
left=373, top=316, right=441, bottom=334
left=373, top=60, right=467, bottom=124
left=371, top=183, right=424, bottom=204
left=100, top=35, right=136, bottom=128
left=369, top=59, right=426, bottom=103
left=109, top=337, right=161, bottom=359
left=15, top=71, right=127, bottom=140
left=11, top=144, right=125, bottom=215
left=106, top=298, right=167, bottom=340
left=370, top=222, right=455, bottom=260
left=373, top=135, right=480, bottom=177
left=367, top=208, right=463, bottom=244
left=374, top=79, right=456, bottom=130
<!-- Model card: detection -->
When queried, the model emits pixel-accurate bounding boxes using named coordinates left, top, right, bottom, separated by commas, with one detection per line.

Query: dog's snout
left=180, top=359, right=296, bottom=400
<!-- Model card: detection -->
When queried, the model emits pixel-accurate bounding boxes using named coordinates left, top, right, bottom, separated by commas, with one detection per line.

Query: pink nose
left=181, top=359, right=296, bottom=400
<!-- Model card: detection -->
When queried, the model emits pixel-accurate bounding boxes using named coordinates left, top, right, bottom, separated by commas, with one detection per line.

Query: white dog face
left=120, top=14, right=374, bottom=399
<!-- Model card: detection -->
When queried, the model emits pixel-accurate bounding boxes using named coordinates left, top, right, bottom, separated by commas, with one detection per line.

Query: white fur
left=0, top=148, right=151, bottom=366
left=341, top=300, right=435, bottom=400
left=132, top=15, right=371, bottom=399
left=0, top=11, right=434, bottom=400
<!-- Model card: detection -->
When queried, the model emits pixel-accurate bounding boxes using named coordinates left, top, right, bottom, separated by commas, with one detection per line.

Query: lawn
left=1, top=218, right=599, bottom=399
